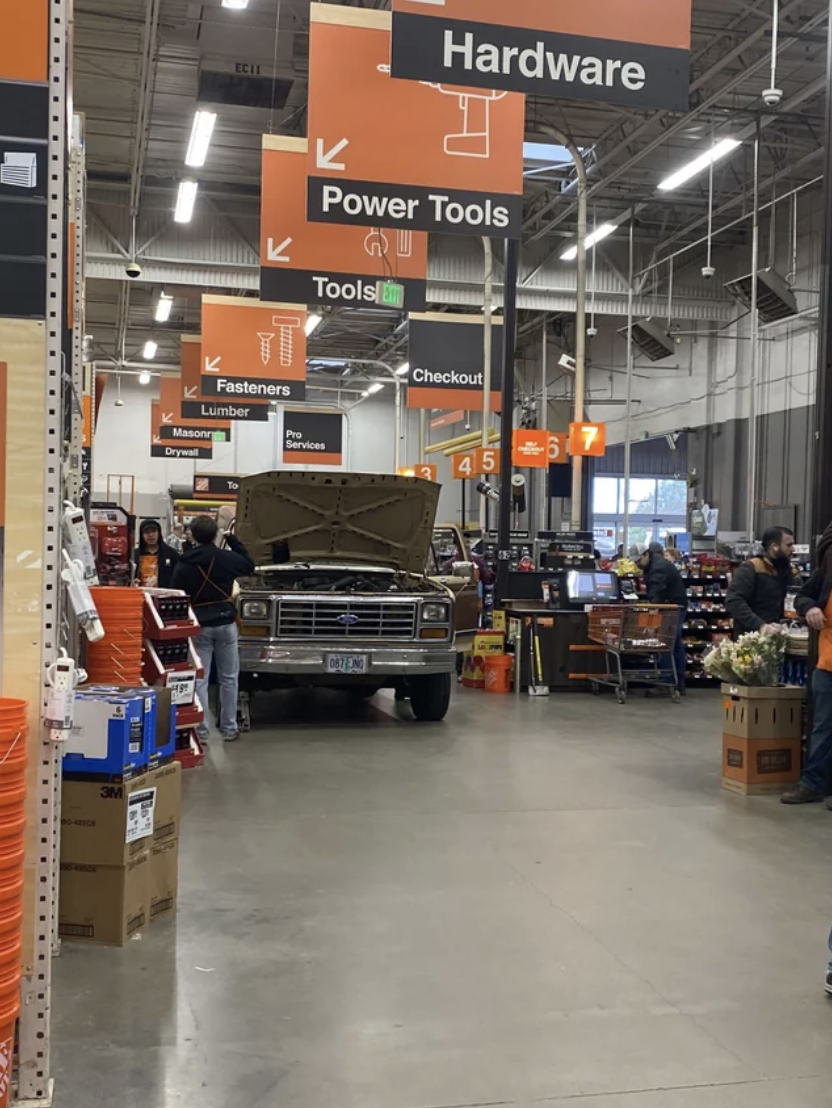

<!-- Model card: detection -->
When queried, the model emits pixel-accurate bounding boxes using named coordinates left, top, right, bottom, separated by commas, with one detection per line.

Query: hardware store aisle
left=53, top=689, right=832, bottom=1107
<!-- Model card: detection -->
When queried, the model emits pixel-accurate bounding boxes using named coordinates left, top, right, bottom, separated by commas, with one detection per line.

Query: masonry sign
left=150, top=402, right=213, bottom=460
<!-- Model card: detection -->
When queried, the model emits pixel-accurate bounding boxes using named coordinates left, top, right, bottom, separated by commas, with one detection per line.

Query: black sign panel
left=159, top=425, right=231, bottom=443
left=81, top=447, right=92, bottom=499
left=151, top=444, right=214, bottom=460
left=260, top=267, right=428, bottom=313
left=181, top=400, right=271, bottom=423
left=194, top=474, right=240, bottom=501
left=283, top=410, right=344, bottom=466
left=199, top=375, right=305, bottom=402
left=407, top=314, right=504, bottom=410
left=308, top=177, right=523, bottom=238
left=0, top=84, right=48, bottom=144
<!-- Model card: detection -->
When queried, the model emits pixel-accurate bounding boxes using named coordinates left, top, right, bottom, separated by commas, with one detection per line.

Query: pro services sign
left=282, top=410, right=344, bottom=467
left=390, top=0, right=692, bottom=113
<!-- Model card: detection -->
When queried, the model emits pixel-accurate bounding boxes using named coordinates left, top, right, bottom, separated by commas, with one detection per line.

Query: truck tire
left=409, top=673, right=452, bottom=722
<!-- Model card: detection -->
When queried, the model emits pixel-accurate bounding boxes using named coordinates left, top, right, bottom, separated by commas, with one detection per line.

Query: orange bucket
left=484, top=655, right=513, bottom=694
left=0, top=845, right=25, bottom=875
left=0, top=701, right=27, bottom=726
left=0, top=967, right=20, bottom=1107
left=0, top=871, right=24, bottom=908
left=0, top=785, right=26, bottom=821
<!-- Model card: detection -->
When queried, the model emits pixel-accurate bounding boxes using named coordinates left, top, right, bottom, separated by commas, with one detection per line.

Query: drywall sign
left=407, top=312, right=503, bottom=411
left=159, top=376, right=231, bottom=444
left=261, top=137, right=429, bottom=311
left=306, top=5, right=525, bottom=238
left=390, top=0, right=692, bottom=112
left=282, top=410, right=344, bottom=467
left=201, top=295, right=307, bottom=403
left=180, top=336, right=271, bottom=423
left=150, top=402, right=213, bottom=461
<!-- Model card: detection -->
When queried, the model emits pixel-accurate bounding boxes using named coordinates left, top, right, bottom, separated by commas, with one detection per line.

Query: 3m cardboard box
left=150, top=838, right=179, bottom=925
left=721, top=733, right=802, bottom=796
left=722, top=684, right=805, bottom=740
left=150, top=761, right=181, bottom=847
left=59, top=852, right=150, bottom=946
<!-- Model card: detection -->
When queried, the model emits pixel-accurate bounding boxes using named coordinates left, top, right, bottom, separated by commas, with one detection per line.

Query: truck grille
left=276, top=599, right=418, bottom=640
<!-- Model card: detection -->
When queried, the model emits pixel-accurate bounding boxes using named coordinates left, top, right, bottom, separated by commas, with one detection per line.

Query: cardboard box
left=61, top=761, right=182, bottom=866
left=59, top=851, right=150, bottom=946
left=722, top=684, right=805, bottom=740
left=149, top=838, right=179, bottom=925
left=82, top=685, right=175, bottom=769
left=473, top=631, right=505, bottom=654
left=63, top=692, right=150, bottom=779
left=721, top=733, right=802, bottom=796
left=491, top=611, right=507, bottom=634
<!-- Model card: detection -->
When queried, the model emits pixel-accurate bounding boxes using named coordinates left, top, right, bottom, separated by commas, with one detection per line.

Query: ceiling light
left=396, top=362, right=410, bottom=376
left=142, top=340, right=158, bottom=360
left=361, top=390, right=370, bottom=398
left=367, top=382, right=384, bottom=394
left=657, top=138, right=742, bottom=193
left=138, top=371, right=152, bottom=385
left=174, top=179, right=198, bottom=224
left=305, top=313, right=323, bottom=337
left=221, top=0, right=249, bottom=7
left=185, top=111, right=217, bottom=168
left=561, top=223, right=616, bottom=262
left=155, top=293, right=173, bottom=323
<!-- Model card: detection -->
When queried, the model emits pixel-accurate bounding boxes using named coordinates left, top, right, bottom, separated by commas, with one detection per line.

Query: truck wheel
left=409, top=673, right=452, bottom=722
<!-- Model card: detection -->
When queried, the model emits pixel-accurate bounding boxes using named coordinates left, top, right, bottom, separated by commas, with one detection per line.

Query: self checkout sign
left=569, top=422, right=606, bottom=457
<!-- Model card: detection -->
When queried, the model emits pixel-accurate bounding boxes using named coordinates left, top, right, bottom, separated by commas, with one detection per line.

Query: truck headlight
left=241, top=600, right=270, bottom=621
left=421, top=602, right=450, bottom=623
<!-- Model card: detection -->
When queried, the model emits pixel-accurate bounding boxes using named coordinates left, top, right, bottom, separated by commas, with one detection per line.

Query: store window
left=591, top=475, right=688, bottom=555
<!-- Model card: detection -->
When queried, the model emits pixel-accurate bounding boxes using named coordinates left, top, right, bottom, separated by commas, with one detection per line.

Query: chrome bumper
left=238, top=640, right=456, bottom=676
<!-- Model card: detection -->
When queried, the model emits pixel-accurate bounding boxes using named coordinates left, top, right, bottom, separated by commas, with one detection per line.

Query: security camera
left=114, top=398, right=124, bottom=408
left=464, top=423, right=472, bottom=432
left=762, top=87, right=783, bottom=107
left=476, top=480, right=500, bottom=504
left=558, top=353, right=576, bottom=372
left=587, top=326, right=598, bottom=338
left=125, top=261, right=142, bottom=279
left=701, top=265, right=715, bottom=280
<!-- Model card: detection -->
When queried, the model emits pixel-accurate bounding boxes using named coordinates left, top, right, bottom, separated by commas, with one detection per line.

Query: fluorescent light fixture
left=155, top=293, right=173, bottom=323
left=657, top=138, right=742, bottom=193
left=138, top=371, right=152, bottom=385
left=185, top=111, right=217, bottom=168
left=305, top=313, right=323, bottom=337
left=396, top=362, right=410, bottom=376
left=367, top=382, right=384, bottom=395
left=174, top=179, right=198, bottom=224
left=221, top=0, right=249, bottom=7
left=142, top=341, right=157, bottom=360
left=361, top=390, right=370, bottom=398
left=561, top=223, right=616, bottom=262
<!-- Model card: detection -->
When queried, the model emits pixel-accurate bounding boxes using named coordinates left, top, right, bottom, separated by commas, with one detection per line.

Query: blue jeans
left=194, top=622, right=240, bottom=737
left=800, top=667, right=832, bottom=794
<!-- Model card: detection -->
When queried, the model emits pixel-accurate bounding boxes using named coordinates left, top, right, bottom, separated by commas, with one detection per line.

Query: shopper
left=171, top=515, right=255, bottom=743
left=781, top=523, right=832, bottom=806
left=630, top=541, right=688, bottom=691
left=165, top=522, right=185, bottom=553
left=726, top=526, right=796, bottom=635
left=134, top=519, right=179, bottom=589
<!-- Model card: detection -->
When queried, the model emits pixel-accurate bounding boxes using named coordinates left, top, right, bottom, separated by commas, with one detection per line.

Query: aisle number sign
left=512, top=429, right=549, bottom=468
left=569, top=421, right=607, bottom=457
left=390, top=0, right=692, bottom=112
left=414, top=464, right=438, bottom=481
left=306, top=6, right=525, bottom=237
left=474, top=447, right=501, bottom=475
left=549, top=431, right=568, bottom=464
left=452, top=454, right=476, bottom=479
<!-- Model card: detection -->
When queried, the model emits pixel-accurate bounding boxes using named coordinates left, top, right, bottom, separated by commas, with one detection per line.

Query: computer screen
left=566, top=570, right=619, bottom=604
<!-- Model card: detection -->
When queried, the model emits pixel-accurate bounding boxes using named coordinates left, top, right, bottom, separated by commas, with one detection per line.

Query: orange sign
left=0, top=6, right=48, bottom=83
left=150, top=402, right=213, bottom=460
left=569, top=422, right=607, bottom=457
left=452, top=453, right=476, bottom=480
left=81, top=394, right=93, bottom=449
left=412, top=464, right=438, bottom=482
left=473, top=446, right=501, bottom=476
left=430, top=410, right=466, bottom=431
left=512, top=430, right=549, bottom=468
left=261, top=137, right=428, bottom=311
left=306, top=6, right=525, bottom=237
left=159, top=377, right=230, bottom=444
left=549, top=431, right=568, bottom=465
left=180, top=336, right=270, bottom=423
left=201, top=295, right=307, bottom=403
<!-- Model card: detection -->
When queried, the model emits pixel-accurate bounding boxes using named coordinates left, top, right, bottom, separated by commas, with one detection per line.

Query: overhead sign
left=407, top=313, right=503, bottom=411
left=549, top=431, right=568, bottom=465
left=282, top=410, right=344, bottom=467
left=150, top=403, right=213, bottom=460
left=512, top=429, right=549, bottom=468
left=261, top=137, right=428, bottom=311
left=306, top=6, right=525, bottom=238
left=181, top=337, right=271, bottom=423
left=201, top=295, right=307, bottom=403
left=569, top=421, right=607, bottom=457
left=452, top=453, right=476, bottom=480
left=431, top=409, right=466, bottom=431
left=390, top=0, right=692, bottom=112
left=473, top=446, right=501, bottom=476
left=159, top=376, right=231, bottom=443
left=194, top=474, right=241, bottom=501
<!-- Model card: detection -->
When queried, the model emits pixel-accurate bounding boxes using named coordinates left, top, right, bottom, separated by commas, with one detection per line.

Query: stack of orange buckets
left=87, top=587, right=144, bottom=685
left=0, top=699, right=28, bottom=1106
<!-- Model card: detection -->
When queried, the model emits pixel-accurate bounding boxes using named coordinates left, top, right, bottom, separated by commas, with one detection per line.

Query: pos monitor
left=565, top=570, right=619, bottom=606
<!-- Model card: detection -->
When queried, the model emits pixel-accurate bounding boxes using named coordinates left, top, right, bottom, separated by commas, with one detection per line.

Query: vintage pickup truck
left=234, top=471, right=477, bottom=723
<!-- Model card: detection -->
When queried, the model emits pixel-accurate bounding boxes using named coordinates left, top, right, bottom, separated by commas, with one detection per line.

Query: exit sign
left=377, top=280, right=406, bottom=309
left=213, top=431, right=227, bottom=443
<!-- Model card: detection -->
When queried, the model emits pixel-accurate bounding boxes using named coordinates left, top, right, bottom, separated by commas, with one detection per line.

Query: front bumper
left=238, top=640, right=455, bottom=676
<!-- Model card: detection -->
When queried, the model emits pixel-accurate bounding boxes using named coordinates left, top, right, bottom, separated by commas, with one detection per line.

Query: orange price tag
left=452, top=453, right=476, bottom=479
left=413, top=464, right=437, bottom=481
left=473, top=446, right=501, bottom=475
left=548, top=432, right=568, bottom=465
left=568, top=422, right=606, bottom=457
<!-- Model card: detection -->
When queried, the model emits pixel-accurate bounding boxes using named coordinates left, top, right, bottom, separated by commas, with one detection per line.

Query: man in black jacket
left=726, top=526, right=796, bottom=635
left=631, top=541, right=688, bottom=691
left=171, top=515, right=255, bottom=742
left=134, top=519, right=179, bottom=589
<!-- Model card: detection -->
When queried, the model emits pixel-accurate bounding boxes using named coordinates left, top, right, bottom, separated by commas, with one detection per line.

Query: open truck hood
left=235, top=471, right=441, bottom=576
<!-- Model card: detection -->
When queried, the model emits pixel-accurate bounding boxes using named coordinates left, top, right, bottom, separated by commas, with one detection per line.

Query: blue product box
left=84, top=686, right=158, bottom=765
left=64, top=693, right=149, bottom=780
left=149, top=695, right=176, bottom=770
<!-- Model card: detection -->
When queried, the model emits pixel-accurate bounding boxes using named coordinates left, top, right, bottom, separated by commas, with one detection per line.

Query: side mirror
left=452, top=561, right=476, bottom=582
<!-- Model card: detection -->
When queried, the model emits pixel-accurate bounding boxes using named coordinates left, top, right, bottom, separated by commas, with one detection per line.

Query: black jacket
left=170, top=535, right=255, bottom=628
left=133, top=541, right=179, bottom=589
left=644, top=553, right=688, bottom=608
left=795, top=521, right=832, bottom=620
left=726, top=556, right=797, bottom=634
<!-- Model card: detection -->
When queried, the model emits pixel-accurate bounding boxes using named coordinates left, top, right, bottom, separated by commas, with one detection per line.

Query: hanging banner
left=159, top=376, right=230, bottom=443
left=430, top=409, right=466, bottom=431
left=569, top=421, right=607, bottom=457
left=194, top=474, right=241, bottom=501
left=390, top=0, right=692, bottom=112
left=150, top=402, right=213, bottom=460
left=180, top=336, right=271, bottom=423
left=282, top=410, right=344, bottom=467
left=407, top=312, right=503, bottom=411
left=306, top=6, right=525, bottom=238
left=201, top=295, right=307, bottom=402
left=512, top=429, right=549, bottom=468
left=261, top=137, right=429, bottom=311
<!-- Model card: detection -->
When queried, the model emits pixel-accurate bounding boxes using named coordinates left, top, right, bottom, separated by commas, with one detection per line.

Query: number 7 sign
left=569, top=422, right=606, bottom=457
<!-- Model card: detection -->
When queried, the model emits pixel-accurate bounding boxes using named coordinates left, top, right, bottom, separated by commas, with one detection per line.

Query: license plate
left=325, top=654, right=368, bottom=675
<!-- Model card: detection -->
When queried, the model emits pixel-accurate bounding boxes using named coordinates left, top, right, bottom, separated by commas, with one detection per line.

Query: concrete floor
left=52, top=687, right=832, bottom=1108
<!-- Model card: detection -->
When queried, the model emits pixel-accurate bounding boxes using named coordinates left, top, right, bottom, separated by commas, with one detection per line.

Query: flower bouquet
left=704, top=628, right=788, bottom=686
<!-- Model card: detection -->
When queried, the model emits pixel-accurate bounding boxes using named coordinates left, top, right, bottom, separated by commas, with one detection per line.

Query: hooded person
left=134, top=519, right=179, bottom=589
left=726, top=526, right=796, bottom=635
left=630, top=540, right=688, bottom=691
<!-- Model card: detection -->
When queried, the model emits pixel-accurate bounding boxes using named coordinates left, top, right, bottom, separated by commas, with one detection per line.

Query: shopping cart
left=587, top=604, right=682, bottom=704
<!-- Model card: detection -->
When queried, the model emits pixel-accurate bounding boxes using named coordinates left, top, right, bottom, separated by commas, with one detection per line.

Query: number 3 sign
left=568, top=422, right=606, bottom=457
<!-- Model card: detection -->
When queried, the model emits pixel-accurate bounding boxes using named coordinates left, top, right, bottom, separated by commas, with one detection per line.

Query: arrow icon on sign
left=316, top=137, right=349, bottom=171
left=153, top=435, right=162, bottom=445
left=205, top=356, right=221, bottom=374
left=268, top=236, right=293, bottom=263
left=184, top=385, right=198, bottom=399
left=162, top=412, right=173, bottom=424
